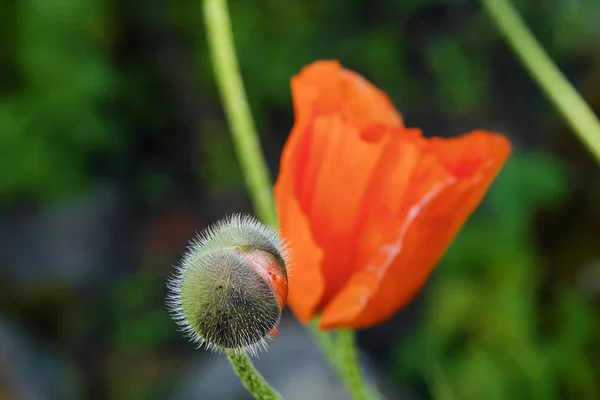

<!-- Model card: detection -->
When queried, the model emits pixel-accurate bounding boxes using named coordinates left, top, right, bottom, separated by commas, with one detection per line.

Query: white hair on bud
left=166, top=213, right=290, bottom=357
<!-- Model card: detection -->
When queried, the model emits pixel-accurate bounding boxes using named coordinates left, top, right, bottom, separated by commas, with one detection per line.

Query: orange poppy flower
left=274, top=60, right=511, bottom=330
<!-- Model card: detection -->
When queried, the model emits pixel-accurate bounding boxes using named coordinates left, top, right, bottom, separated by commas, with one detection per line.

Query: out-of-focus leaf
left=425, top=38, right=488, bottom=115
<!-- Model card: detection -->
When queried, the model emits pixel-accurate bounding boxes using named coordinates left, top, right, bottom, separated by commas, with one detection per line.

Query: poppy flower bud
left=166, top=214, right=289, bottom=356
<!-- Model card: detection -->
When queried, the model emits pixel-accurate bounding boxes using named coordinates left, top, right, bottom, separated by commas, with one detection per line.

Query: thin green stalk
left=307, top=320, right=338, bottom=369
left=226, top=350, right=282, bottom=400
left=337, top=330, right=370, bottom=400
left=203, top=0, right=277, bottom=227
left=203, top=0, right=279, bottom=397
left=308, top=320, right=383, bottom=400
left=202, top=0, right=379, bottom=398
left=482, top=0, right=600, bottom=163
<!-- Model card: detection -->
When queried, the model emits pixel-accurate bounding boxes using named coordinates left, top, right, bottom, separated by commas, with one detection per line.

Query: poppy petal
left=286, top=61, right=407, bottom=307
left=303, top=114, right=398, bottom=306
left=319, top=131, right=511, bottom=329
left=275, top=183, right=325, bottom=323
left=274, top=114, right=325, bottom=323
left=290, top=60, right=404, bottom=134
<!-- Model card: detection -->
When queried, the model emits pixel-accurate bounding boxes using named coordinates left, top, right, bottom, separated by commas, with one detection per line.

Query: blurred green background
left=0, top=0, right=599, bottom=399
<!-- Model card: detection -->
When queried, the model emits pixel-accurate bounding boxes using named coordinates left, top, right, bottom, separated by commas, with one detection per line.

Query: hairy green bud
left=166, top=214, right=290, bottom=356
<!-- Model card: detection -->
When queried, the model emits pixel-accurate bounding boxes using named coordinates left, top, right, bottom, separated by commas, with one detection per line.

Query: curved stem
left=482, top=0, right=600, bottom=163
left=203, top=0, right=278, bottom=227
left=337, top=330, right=371, bottom=400
left=203, top=1, right=280, bottom=397
left=307, top=320, right=338, bottom=368
left=202, top=0, right=380, bottom=398
left=308, top=321, right=383, bottom=400
left=226, top=351, right=282, bottom=400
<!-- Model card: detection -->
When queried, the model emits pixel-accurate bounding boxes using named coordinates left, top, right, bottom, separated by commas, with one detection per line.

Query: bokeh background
left=1, top=0, right=599, bottom=399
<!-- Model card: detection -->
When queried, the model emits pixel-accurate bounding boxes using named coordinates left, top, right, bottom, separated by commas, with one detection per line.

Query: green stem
left=482, top=0, right=600, bottom=163
left=307, top=320, right=339, bottom=368
left=203, top=0, right=279, bottom=397
left=308, top=321, right=382, bottom=400
left=226, top=350, right=282, bottom=400
left=337, top=330, right=370, bottom=400
left=202, top=0, right=379, bottom=398
left=203, top=0, right=277, bottom=227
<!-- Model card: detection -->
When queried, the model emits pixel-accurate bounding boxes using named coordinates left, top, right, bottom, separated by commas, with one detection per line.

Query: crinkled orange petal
left=320, top=131, right=511, bottom=329
left=291, top=60, right=405, bottom=209
left=290, top=60, right=404, bottom=135
left=275, top=181, right=324, bottom=323
left=301, top=114, right=392, bottom=305
left=274, top=103, right=325, bottom=322
left=284, top=60, right=407, bottom=307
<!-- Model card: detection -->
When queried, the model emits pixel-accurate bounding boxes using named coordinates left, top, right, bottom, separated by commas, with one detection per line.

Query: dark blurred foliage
left=0, top=0, right=599, bottom=399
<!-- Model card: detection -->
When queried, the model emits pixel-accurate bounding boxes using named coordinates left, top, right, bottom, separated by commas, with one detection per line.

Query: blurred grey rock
left=172, top=314, right=406, bottom=400
left=0, top=183, right=130, bottom=291
left=0, top=316, right=73, bottom=400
